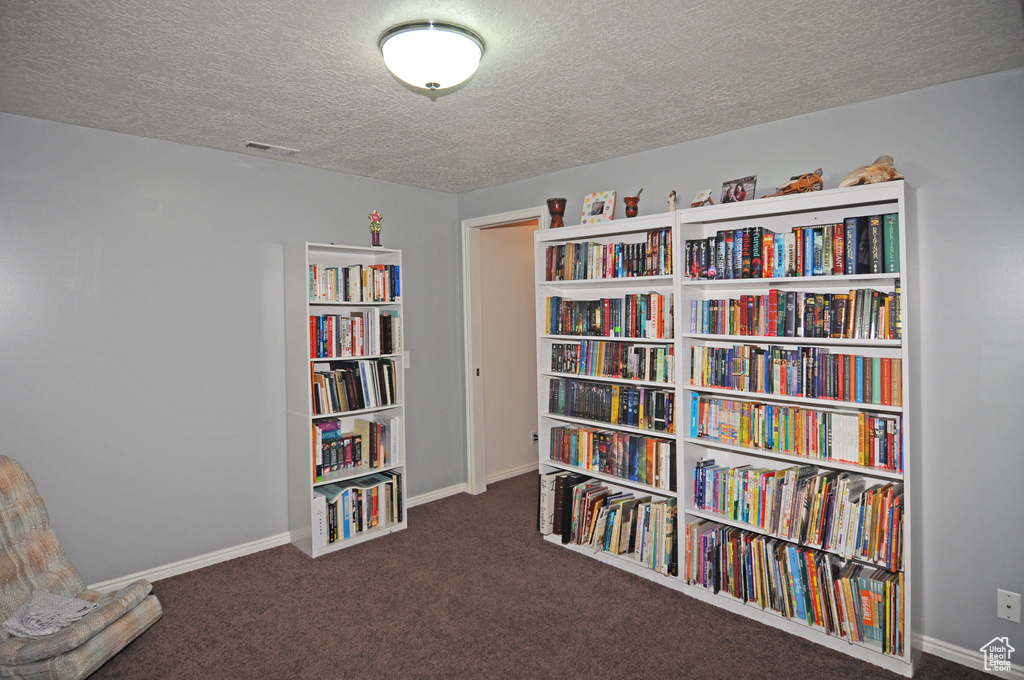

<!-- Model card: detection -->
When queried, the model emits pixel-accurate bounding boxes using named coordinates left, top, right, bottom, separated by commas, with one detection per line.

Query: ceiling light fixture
left=379, top=21, right=484, bottom=91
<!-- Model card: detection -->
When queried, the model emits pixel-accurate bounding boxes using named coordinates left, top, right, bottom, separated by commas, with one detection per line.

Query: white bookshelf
left=535, top=211, right=681, bottom=570
left=677, top=183, right=913, bottom=675
left=535, top=184, right=915, bottom=676
left=285, top=243, right=407, bottom=557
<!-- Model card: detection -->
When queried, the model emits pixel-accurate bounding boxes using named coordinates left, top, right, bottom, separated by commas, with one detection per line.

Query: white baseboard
left=87, top=531, right=292, bottom=593
left=916, top=633, right=1024, bottom=678
left=87, top=484, right=472, bottom=592
left=486, top=462, right=538, bottom=485
left=406, top=482, right=469, bottom=507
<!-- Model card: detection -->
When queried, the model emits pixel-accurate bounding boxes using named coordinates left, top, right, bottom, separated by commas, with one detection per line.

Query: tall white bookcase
left=535, top=183, right=914, bottom=675
left=286, top=243, right=407, bottom=558
left=534, top=211, right=680, bottom=578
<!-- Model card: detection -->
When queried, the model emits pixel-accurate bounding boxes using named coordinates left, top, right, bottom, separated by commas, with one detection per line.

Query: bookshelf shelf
left=286, top=243, right=407, bottom=558
left=543, top=412, right=677, bottom=438
left=545, top=460, right=677, bottom=497
left=535, top=184, right=913, bottom=676
left=688, top=384, right=904, bottom=413
left=682, top=333, right=901, bottom=348
left=682, top=437, right=904, bottom=481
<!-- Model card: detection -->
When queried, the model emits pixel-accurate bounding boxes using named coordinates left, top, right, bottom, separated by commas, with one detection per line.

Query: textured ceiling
left=1, top=0, right=1022, bottom=194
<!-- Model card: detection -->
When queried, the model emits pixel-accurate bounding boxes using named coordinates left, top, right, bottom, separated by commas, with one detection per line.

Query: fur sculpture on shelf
left=839, top=155, right=904, bottom=188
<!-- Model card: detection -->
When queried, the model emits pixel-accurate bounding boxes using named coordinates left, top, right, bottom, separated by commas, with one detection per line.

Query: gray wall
left=2, top=65, right=1021, bottom=656
left=0, top=113, right=465, bottom=582
left=458, top=67, right=1024, bottom=654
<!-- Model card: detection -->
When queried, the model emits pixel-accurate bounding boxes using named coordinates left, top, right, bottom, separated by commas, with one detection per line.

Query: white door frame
left=461, top=206, right=549, bottom=494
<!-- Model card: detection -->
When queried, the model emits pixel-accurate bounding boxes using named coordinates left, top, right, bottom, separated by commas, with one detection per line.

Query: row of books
left=693, top=461, right=904, bottom=571
left=548, top=377, right=676, bottom=433
left=313, top=413, right=400, bottom=481
left=542, top=227, right=673, bottom=281
left=689, top=395, right=903, bottom=472
left=544, top=293, right=673, bottom=339
left=313, top=470, right=403, bottom=548
left=690, top=344, right=904, bottom=406
left=550, top=340, right=674, bottom=384
left=309, top=263, right=401, bottom=302
left=684, top=214, right=899, bottom=281
left=548, top=425, right=676, bottom=491
left=684, top=521, right=903, bottom=655
left=309, top=309, right=401, bottom=359
left=311, top=358, right=399, bottom=416
left=539, top=472, right=677, bottom=576
left=688, top=286, right=901, bottom=341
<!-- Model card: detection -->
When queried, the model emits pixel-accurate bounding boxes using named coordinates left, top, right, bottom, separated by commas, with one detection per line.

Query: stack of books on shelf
left=539, top=472, right=677, bottom=575
left=543, top=228, right=673, bottom=281
left=689, top=395, right=902, bottom=471
left=548, top=377, right=675, bottom=433
left=313, top=469, right=404, bottom=548
left=550, top=340, right=674, bottom=383
left=311, top=358, right=399, bottom=415
left=548, top=425, right=676, bottom=490
left=312, top=413, right=400, bottom=481
left=309, top=263, right=401, bottom=302
left=689, top=344, right=902, bottom=406
left=689, top=285, right=901, bottom=341
left=684, top=214, right=899, bottom=281
left=544, top=293, right=673, bottom=339
left=691, top=462, right=903, bottom=570
left=309, top=309, right=401, bottom=358
left=684, top=520, right=903, bottom=655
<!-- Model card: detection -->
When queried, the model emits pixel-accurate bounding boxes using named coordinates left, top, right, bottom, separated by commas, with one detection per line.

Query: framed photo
left=721, top=176, right=756, bottom=203
left=581, top=191, right=616, bottom=224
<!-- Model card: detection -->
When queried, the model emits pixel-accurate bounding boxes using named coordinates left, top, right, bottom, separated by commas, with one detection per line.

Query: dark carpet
left=91, top=473, right=983, bottom=679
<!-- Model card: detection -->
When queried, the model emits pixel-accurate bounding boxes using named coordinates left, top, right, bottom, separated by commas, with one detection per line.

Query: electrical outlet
left=531, top=431, right=538, bottom=444
left=997, top=589, right=1021, bottom=623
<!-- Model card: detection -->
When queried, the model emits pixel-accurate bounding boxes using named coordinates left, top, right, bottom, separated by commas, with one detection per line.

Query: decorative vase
left=623, top=195, right=640, bottom=218
left=546, top=198, right=567, bottom=229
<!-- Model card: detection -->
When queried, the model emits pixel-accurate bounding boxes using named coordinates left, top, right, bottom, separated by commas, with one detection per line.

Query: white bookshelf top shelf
left=536, top=212, right=675, bottom=242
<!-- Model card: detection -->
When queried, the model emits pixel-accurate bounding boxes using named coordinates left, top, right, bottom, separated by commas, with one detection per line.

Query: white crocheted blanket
left=2, top=591, right=99, bottom=639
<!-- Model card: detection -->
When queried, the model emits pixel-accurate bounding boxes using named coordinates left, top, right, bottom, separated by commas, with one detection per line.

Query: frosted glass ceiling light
left=379, top=21, right=484, bottom=91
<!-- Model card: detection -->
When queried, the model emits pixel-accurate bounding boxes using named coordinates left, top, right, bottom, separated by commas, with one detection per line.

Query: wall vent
left=240, top=140, right=299, bottom=157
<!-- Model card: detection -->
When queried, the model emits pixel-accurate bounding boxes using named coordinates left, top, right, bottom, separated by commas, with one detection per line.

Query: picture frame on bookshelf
left=581, top=191, right=616, bottom=224
left=720, top=175, right=756, bottom=203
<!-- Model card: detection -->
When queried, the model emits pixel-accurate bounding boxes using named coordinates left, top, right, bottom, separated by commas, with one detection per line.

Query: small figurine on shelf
left=839, top=155, right=904, bottom=188
left=668, top=190, right=677, bottom=212
left=368, top=210, right=383, bottom=247
left=764, top=169, right=824, bottom=197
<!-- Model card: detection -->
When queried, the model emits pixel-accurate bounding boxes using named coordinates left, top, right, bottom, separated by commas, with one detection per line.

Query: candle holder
left=623, top=194, right=640, bottom=218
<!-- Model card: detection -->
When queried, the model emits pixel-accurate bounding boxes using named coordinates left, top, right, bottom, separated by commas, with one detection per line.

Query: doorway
left=461, top=206, right=549, bottom=494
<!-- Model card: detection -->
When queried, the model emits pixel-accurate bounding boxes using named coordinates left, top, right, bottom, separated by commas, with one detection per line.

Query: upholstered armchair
left=0, top=455, right=162, bottom=679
